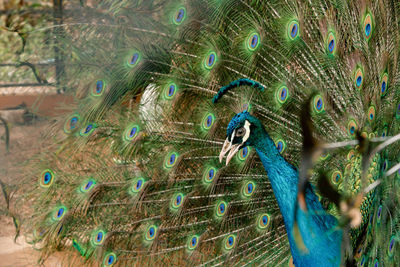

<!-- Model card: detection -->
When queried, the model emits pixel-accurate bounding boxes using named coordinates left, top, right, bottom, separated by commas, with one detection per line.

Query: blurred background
left=0, top=1, right=72, bottom=265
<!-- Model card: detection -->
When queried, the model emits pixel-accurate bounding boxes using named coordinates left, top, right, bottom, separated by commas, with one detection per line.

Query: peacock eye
left=236, top=127, right=245, bottom=137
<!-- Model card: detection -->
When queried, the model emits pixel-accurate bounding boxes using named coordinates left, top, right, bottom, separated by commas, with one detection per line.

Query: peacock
left=12, top=0, right=400, bottom=266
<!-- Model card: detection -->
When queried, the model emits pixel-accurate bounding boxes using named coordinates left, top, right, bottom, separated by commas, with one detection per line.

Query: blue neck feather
left=252, top=125, right=342, bottom=267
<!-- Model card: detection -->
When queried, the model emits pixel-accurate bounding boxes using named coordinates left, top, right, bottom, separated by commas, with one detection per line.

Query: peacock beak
left=219, top=138, right=241, bottom=166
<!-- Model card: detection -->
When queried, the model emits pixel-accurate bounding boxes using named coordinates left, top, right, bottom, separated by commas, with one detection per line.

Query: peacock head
left=219, top=111, right=264, bottom=165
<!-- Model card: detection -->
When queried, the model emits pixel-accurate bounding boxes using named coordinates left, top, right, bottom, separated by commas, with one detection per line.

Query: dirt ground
left=0, top=119, right=67, bottom=267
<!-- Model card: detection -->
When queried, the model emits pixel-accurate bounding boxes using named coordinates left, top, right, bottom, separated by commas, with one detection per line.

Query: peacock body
left=15, top=0, right=400, bottom=266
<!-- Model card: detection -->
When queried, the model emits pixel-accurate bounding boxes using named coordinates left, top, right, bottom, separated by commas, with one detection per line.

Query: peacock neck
left=252, top=126, right=342, bottom=266
left=252, top=128, right=299, bottom=227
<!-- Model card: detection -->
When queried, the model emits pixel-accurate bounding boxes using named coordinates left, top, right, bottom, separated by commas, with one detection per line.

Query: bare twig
left=0, top=116, right=9, bottom=153
left=0, top=83, right=55, bottom=88
left=16, top=61, right=49, bottom=84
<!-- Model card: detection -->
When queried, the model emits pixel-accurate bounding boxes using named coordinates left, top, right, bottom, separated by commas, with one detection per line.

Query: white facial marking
left=230, top=129, right=236, bottom=142
left=242, top=120, right=251, bottom=143
left=220, top=120, right=252, bottom=165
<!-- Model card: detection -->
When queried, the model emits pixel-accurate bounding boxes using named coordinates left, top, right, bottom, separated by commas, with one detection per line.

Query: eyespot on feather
left=203, top=167, right=217, bottom=184
left=64, top=114, right=80, bottom=134
left=164, top=152, right=179, bottom=169
left=126, top=51, right=140, bottom=67
left=380, top=73, right=388, bottom=96
left=164, top=83, right=178, bottom=99
left=40, top=169, right=55, bottom=188
left=276, top=86, right=289, bottom=104
left=144, top=225, right=158, bottom=242
left=368, top=106, right=376, bottom=122
left=313, top=95, right=325, bottom=113
left=92, top=80, right=106, bottom=96
left=92, top=229, right=106, bottom=246
left=287, top=20, right=300, bottom=40
left=124, top=124, right=140, bottom=141
left=173, top=7, right=186, bottom=25
left=326, top=31, right=337, bottom=55
left=130, top=177, right=146, bottom=194
left=80, top=178, right=96, bottom=193
left=102, top=252, right=117, bottom=267
left=215, top=200, right=228, bottom=218
left=51, top=205, right=67, bottom=222
left=187, top=235, right=200, bottom=251
left=237, top=146, right=250, bottom=161
left=80, top=123, right=96, bottom=137
left=275, top=139, right=286, bottom=153
left=202, top=113, right=215, bottom=130
left=223, top=234, right=236, bottom=251
left=354, top=67, right=364, bottom=90
left=347, top=119, right=357, bottom=136
left=331, top=171, right=342, bottom=185
left=170, top=193, right=185, bottom=211
left=241, top=181, right=256, bottom=198
left=256, top=213, right=271, bottom=230
left=246, top=32, right=261, bottom=51
left=204, top=51, right=217, bottom=70
left=363, top=13, right=373, bottom=41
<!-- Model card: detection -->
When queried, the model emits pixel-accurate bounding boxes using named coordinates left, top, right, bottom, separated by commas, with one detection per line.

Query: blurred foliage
left=0, top=0, right=55, bottom=84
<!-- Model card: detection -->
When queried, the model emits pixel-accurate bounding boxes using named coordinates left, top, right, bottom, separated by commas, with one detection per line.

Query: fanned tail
left=13, top=0, right=400, bottom=266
